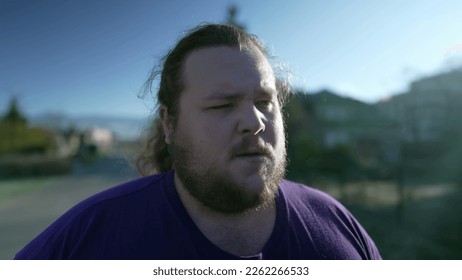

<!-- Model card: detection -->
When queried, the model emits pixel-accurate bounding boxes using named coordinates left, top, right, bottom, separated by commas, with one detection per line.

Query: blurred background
left=1, top=0, right=462, bottom=259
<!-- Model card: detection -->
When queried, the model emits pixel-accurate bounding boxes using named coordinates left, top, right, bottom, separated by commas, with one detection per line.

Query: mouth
left=237, top=152, right=266, bottom=157
left=232, top=138, right=273, bottom=160
left=235, top=150, right=270, bottom=160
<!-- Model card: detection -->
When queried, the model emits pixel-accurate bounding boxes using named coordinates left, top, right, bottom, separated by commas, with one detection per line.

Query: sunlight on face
left=171, top=45, right=287, bottom=213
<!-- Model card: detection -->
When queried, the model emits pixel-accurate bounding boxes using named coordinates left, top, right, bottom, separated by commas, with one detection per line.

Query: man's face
left=168, top=45, right=287, bottom=213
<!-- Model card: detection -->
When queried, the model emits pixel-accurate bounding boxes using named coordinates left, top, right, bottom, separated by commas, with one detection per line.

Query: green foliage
left=0, top=98, right=55, bottom=156
left=0, top=122, right=55, bottom=155
left=2, top=97, right=27, bottom=125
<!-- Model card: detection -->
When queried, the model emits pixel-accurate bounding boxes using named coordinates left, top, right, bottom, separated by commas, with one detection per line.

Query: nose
left=237, top=104, right=266, bottom=135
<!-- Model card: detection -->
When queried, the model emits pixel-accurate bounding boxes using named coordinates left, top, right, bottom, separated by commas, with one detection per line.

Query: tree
left=2, top=97, right=27, bottom=125
left=0, top=97, right=55, bottom=156
left=225, top=4, right=247, bottom=31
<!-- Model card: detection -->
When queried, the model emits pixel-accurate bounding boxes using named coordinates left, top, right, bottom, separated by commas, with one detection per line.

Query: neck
left=174, top=173, right=276, bottom=256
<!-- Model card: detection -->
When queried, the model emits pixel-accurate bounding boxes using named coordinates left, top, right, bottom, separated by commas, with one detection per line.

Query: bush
left=0, top=155, right=71, bottom=178
left=0, top=122, right=55, bottom=156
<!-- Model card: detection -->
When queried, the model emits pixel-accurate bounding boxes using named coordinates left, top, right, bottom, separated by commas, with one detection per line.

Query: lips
left=234, top=147, right=271, bottom=159
left=231, top=138, right=273, bottom=160
left=236, top=151, right=267, bottom=157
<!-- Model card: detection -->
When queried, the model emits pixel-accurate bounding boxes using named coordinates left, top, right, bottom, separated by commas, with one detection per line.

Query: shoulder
left=68, top=171, right=172, bottom=213
left=279, top=179, right=363, bottom=226
left=53, top=171, right=172, bottom=224
left=278, top=179, right=382, bottom=259
left=15, top=171, right=173, bottom=259
left=279, top=179, right=345, bottom=212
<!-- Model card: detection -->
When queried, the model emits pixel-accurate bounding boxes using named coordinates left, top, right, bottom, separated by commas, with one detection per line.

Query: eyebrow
left=203, top=92, right=246, bottom=101
left=204, top=88, right=277, bottom=101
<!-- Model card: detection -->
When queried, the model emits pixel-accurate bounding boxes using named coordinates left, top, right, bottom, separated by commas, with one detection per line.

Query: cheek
left=185, top=120, right=226, bottom=151
left=201, top=115, right=235, bottom=136
left=269, top=110, right=285, bottom=135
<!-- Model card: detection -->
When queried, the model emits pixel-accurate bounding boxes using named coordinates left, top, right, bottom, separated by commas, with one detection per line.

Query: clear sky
left=1, top=0, right=462, bottom=118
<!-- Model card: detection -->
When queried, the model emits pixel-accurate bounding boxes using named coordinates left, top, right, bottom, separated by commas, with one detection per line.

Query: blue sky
left=1, top=0, right=462, bottom=118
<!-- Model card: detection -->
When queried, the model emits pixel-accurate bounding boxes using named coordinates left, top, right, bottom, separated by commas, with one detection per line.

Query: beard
left=171, top=135, right=287, bottom=214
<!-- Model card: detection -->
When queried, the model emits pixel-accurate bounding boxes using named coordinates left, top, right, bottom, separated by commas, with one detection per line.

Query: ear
left=159, top=105, right=174, bottom=145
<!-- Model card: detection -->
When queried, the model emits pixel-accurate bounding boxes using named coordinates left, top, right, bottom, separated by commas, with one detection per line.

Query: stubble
left=172, top=134, right=287, bottom=214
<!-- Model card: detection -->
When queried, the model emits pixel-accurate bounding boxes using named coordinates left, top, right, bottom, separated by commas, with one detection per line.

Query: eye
left=256, top=100, right=273, bottom=110
left=209, top=103, right=233, bottom=110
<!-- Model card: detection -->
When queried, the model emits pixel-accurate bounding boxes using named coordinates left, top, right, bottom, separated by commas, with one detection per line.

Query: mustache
left=231, top=137, right=274, bottom=159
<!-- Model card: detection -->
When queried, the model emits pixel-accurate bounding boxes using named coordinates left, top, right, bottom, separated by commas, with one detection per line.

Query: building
left=378, top=68, right=462, bottom=143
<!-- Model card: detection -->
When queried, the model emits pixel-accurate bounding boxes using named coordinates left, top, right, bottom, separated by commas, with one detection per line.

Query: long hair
left=136, top=23, right=291, bottom=176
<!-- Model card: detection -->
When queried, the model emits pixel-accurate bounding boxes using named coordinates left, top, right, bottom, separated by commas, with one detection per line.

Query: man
left=15, top=24, right=381, bottom=259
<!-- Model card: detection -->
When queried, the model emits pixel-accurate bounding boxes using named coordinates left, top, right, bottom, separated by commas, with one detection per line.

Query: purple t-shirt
left=15, top=171, right=381, bottom=259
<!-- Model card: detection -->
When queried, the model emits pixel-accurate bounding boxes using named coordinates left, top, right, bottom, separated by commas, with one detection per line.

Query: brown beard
left=171, top=136, right=287, bottom=214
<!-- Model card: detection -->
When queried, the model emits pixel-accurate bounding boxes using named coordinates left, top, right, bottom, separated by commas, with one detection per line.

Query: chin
left=228, top=168, right=265, bottom=189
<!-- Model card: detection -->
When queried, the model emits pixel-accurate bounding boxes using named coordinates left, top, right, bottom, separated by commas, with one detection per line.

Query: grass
left=315, top=180, right=456, bottom=208
left=0, top=176, right=60, bottom=202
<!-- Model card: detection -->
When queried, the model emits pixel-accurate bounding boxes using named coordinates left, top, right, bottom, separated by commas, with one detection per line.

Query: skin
left=159, top=45, right=287, bottom=256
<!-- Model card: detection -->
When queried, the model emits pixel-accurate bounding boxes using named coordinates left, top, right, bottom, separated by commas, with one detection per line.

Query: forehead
left=181, top=46, right=276, bottom=97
